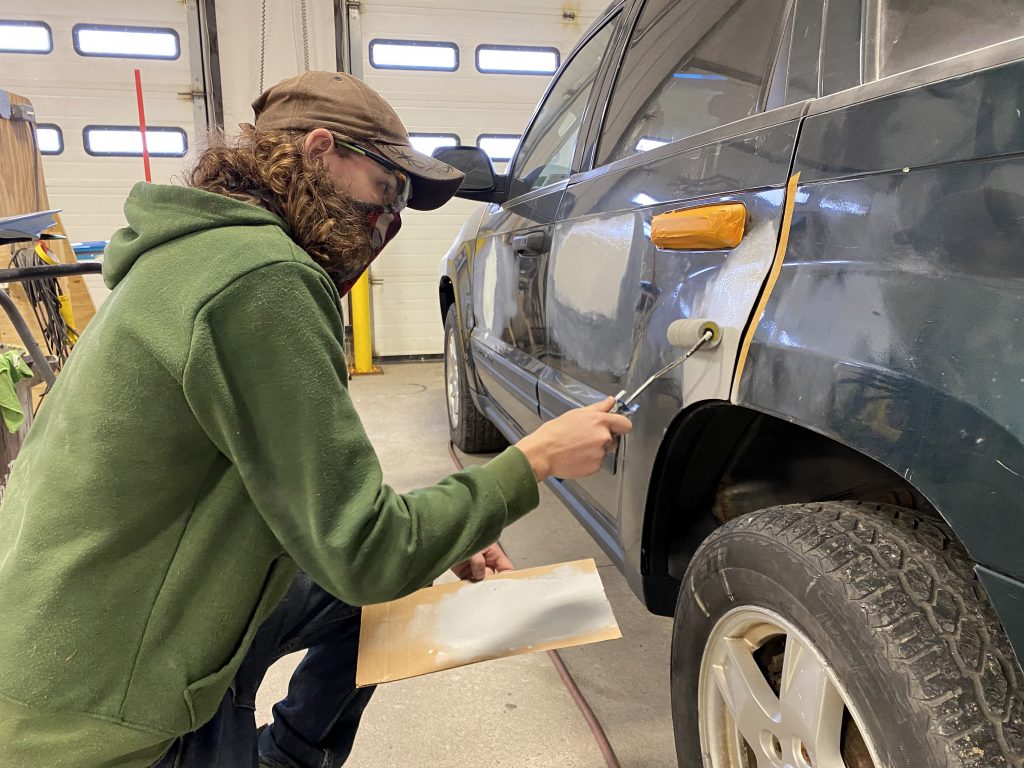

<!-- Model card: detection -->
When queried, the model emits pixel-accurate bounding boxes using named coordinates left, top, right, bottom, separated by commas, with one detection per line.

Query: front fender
left=439, top=204, right=490, bottom=392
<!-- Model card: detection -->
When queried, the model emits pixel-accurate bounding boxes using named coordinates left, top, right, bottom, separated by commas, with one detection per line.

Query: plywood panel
left=1, top=90, right=98, bottom=399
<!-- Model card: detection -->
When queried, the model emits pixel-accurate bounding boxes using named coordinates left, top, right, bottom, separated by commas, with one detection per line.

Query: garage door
left=353, top=0, right=609, bottom=356
left=1, top=0, right=199, bottom=303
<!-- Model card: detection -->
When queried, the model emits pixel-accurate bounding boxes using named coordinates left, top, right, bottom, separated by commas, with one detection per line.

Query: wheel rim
left=698, top=606, right=882, bottom=768
left=445, top=328, right=460, bottom=431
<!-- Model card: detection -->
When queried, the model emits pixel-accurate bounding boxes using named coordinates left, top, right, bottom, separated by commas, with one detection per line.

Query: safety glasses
left=334, top=138, right=412, bottom=212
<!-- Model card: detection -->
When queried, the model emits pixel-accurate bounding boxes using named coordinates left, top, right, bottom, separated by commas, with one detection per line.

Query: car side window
left=867, top=0, right=1024, bottom=80
left=509, top=15, right=620, bottom=197
left=596, top=0, right=789, bottom=166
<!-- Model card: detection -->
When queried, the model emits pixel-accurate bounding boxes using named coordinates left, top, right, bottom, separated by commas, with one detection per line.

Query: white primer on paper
left=431, top=565, right=616, bottom=665
left=357, top=559, right=621, bottom=686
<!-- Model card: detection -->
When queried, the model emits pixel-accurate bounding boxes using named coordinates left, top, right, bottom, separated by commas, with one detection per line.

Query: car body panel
left=738, top=58, right=1024, bottom=589
left=543, top=115, right=801, bottom=576
left=438, top=2, right=1024, bottom=665
left=462, top=5, right=630, bottom=437
left=469, top=186, right=567, bottom=435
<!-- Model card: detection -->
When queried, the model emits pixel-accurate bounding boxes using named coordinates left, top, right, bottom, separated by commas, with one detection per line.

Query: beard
left=188, top=128, right=382, bottom=294
left=274, top=156, right=377, bottom=286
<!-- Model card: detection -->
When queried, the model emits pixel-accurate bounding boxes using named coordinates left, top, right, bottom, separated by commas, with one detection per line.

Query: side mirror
left=432, top=146, right=506, bottom=203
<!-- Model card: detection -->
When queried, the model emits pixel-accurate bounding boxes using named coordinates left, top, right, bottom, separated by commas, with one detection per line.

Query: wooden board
left=1, top=91, right=97, bottom=402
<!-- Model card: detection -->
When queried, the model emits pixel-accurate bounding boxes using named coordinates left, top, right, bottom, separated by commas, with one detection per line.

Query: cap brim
left=369, top=142, right=466, bottom=211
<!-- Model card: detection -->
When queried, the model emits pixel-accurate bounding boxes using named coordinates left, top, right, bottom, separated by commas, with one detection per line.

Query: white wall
left=215, top=0, right=339, bottom=137
left=211, top=0, right=613, bottom=355
left=2, top=0, right=199, bottom=306
left=3, top=0, right=611, bottom=330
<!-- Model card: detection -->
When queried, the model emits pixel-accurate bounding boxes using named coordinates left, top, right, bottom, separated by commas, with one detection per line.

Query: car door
left=535, top=0, right=803, bottom=558
left=469, top=8, right=626, bottom=437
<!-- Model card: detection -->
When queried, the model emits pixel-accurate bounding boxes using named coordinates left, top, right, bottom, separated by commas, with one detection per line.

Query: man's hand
left=451, top=542, right=514, bottom=582
left=515, top=397, right=633, bottom=482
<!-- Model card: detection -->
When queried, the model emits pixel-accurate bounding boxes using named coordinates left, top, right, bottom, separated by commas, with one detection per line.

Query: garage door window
left=868, top=0, right=1024, bottom=80
left=509, top=14, right=620, bottom=197
left=596, top=0, right=788, bottom=166
left=409, top=133, right=460, bottom=156
left=0, top=20, right=52, bottom=53
left=477, top=134, right=520, bottom=162
left=84, top=126, right=187, bottom=157
left=37, top=124, right=63, bottom=155
left=73, top=24, right=179, bottom=59
left=476, top=45, right=559, bottom=75
left=369, top=39, right=459, bottom=71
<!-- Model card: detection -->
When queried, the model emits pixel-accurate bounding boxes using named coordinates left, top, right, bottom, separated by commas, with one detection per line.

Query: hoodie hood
left=103, top=183, right=287, bottom=289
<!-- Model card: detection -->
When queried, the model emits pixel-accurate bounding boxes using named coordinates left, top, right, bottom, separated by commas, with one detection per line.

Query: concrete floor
left=255, top=361, right=677, bottom=767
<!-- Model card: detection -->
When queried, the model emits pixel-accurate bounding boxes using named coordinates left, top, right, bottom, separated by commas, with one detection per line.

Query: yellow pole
left=349, top=270, right=379, bottom=375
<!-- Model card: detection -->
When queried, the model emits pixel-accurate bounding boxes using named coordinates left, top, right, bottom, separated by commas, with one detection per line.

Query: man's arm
left=182, top=259, right=539, bottom=605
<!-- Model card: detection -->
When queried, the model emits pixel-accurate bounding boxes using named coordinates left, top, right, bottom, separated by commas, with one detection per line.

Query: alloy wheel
left=445, top=328, right=460, bottom=431
left=698, top=606, right=881, bottom=768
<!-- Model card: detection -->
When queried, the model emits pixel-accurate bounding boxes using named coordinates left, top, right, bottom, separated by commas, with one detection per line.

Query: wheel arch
left=439, top=276, right=455, bottom=325
left=641, top=402, right=946, bottom=616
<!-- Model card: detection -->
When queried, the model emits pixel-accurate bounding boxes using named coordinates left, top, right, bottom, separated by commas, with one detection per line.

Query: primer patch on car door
left=475, top=236, right=517, bottom=337
left=547, top=212, right=640, bottom=375
left=550, top=215, right=635, bottom=316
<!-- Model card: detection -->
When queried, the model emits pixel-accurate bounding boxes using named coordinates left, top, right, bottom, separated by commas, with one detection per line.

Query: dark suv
left=436, top=1, right=1024, bottom=766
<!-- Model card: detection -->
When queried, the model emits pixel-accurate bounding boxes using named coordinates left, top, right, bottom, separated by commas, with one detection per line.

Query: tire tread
left=707, top=502, right=1024, bottom=767
left=444, top=307, right=506, bottom=454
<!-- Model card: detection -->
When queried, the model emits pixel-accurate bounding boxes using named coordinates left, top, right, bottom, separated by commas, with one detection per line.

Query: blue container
left=70, top=241, right=107, bottom=260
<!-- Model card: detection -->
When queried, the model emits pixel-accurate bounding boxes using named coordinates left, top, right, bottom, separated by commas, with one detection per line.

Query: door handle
left=650, top=202, right=746, bottom=251
left=512, top=231, right=547, bottom=257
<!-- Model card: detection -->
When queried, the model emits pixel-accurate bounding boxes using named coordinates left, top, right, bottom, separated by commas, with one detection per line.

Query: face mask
left=331, top=202, right=403, bottom=297
left=359, top=201, right=403, bottom=253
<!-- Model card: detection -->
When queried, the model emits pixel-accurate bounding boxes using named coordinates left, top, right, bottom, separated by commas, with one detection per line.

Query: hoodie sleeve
left=182, top=259, right=539, bottom=605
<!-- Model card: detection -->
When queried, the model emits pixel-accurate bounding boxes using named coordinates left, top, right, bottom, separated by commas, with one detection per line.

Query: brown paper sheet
left=356, top=558, right=621, bottom=687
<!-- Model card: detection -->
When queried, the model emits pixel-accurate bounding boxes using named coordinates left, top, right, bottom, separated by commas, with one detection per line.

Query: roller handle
left=610, top=319, right=722, bottom=416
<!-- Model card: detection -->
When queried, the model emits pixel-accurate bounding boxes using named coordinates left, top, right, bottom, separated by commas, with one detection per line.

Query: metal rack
left=0, top=261, right=103, bottom=388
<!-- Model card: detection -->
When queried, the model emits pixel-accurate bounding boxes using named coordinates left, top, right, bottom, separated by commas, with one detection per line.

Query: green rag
left=0, top=351, right=34, bottom=432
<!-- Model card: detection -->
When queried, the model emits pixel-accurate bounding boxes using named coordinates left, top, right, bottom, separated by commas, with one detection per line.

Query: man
left=0, top=72, right=630, bottom=768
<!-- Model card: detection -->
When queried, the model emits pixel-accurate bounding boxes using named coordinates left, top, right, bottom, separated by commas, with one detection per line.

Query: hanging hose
left=447, top=441, right=623, bottom=768
left=9, top=245, right=76, bottom=367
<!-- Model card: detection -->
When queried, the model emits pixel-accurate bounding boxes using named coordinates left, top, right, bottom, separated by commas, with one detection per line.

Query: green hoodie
left=0, top=184, right=539, bottom=767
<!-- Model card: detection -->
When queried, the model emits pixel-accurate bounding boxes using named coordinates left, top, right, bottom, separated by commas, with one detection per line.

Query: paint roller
left=611, top=318, right=721, bottom=415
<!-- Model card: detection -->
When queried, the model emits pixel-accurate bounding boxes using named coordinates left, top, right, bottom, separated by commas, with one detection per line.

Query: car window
left=596, top=0, right=788, bottom=167
left=868, top=0, right=1019, bottom=81
left=784, top=0, right=825, bottom=104
left=820, top=0, right=862, bottom=95
left=509, top=15, right=620, bottom=197
left=869, top=0, right=1024, bottom=80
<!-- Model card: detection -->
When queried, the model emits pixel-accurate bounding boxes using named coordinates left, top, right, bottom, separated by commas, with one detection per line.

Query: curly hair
left=187, top=126, right=373, bottom=277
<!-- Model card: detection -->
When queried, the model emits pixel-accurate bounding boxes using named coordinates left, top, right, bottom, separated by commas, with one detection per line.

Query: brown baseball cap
left=251, top=71, right=465, bottom=211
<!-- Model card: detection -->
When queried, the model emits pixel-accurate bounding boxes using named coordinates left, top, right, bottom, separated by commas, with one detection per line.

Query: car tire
left=444, top=306, right=507, bottom=454
left=672, top=501, right=1024, bottom=768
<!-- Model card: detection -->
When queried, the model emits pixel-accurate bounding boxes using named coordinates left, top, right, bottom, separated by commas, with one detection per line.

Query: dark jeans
left=152, top=572, right=376, bottom=767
